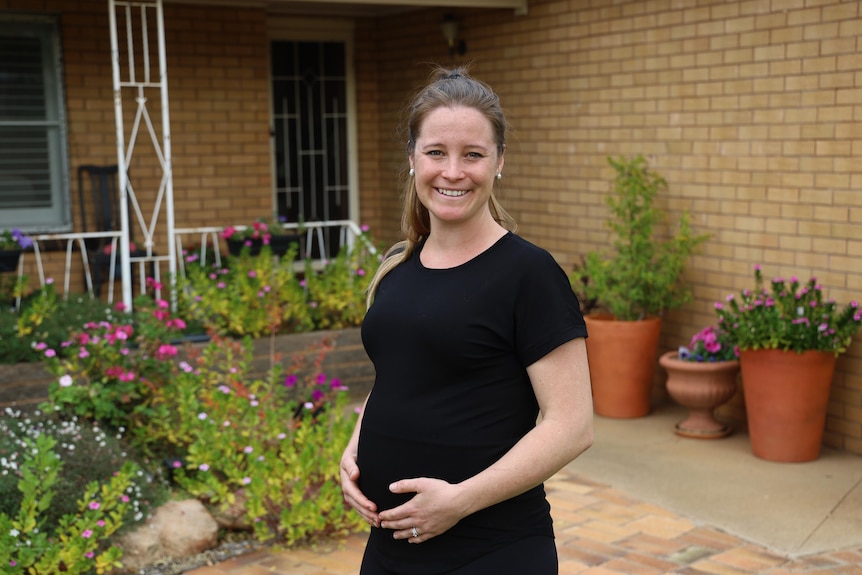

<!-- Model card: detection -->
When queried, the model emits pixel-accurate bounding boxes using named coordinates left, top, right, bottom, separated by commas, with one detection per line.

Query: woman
left=340, top=67, right=593, bottom=575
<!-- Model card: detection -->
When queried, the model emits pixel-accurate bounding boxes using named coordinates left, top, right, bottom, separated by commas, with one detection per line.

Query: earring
left=496, top=172, right=502, bottom=180
left=409, top=168, right=414, bottom=177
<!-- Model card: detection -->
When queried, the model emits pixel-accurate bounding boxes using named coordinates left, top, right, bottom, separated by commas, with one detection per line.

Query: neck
left=421, top=214, right=507, bottom=269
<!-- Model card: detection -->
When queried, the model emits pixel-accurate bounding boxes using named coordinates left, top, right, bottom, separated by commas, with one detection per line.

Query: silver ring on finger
left=411, top=526, right=419, bottom=538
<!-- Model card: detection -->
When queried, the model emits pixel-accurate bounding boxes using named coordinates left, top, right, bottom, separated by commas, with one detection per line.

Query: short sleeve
left=514, top=249, right=588, bottom=367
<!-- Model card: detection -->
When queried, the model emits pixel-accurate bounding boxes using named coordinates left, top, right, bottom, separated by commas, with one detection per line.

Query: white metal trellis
left=108, top=0, right=175, bottom=310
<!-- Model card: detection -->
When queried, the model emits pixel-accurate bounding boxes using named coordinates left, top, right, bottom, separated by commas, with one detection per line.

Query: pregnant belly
left=356, top=426, right=504, bottom=513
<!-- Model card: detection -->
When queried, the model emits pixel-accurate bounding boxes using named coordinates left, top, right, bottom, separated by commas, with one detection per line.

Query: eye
left=466, top=152, right=484, bottom=159
left=426, top=150, right=444, bottom=157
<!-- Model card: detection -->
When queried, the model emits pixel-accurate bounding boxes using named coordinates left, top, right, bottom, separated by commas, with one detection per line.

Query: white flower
left=9, top=528, right=19, bottom=537
left=59, top=375, right=73, bottom=387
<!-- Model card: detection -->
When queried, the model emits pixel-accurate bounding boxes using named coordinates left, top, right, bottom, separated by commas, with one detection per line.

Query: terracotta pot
left=739, top=348, right=836, bottom=463
left=659, top=351, right=739, bottom=439
left=584, top=314, right=662, bottom=418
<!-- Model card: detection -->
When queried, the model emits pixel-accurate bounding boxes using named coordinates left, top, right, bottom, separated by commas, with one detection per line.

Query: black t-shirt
left=358, top=232, right=587, bottom=574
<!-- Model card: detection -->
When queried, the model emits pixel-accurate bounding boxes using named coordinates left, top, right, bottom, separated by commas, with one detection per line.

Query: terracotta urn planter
left=659, top=351, right=739, bottom=439
left=584, top=314, right=662, bottom=418
left=739, top=348, right=837, bottom=462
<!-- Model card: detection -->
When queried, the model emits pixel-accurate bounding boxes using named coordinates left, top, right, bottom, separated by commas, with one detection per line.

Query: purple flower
left=284, top=374, right=298, bottom=387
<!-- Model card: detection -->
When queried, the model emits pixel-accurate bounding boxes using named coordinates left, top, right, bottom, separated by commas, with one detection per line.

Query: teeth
left=439, top=189, right=467, bottom=197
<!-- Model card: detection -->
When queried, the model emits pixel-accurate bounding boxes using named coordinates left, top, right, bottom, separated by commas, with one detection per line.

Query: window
left=0, top=15, right=70, bottom=232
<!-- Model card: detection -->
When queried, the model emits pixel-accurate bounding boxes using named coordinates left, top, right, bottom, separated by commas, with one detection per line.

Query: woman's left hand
left=377, top=477, right=468, bottom=544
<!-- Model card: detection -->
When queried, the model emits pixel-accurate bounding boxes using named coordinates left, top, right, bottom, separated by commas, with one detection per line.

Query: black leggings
left=359, top=535, right=558, bottom=575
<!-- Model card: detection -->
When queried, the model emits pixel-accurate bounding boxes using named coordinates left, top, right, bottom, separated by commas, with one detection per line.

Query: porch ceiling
left=165, top=0, right=527, bottom=17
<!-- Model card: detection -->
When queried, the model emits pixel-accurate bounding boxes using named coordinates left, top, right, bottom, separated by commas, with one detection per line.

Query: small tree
left=576, top=155, right=709, bottom=321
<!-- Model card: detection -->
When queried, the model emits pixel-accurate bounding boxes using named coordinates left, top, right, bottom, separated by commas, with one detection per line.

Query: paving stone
left=183, top=470, right=862, bottom=575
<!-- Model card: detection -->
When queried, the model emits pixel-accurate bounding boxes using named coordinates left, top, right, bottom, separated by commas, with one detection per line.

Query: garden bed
left=0, top=327, right=373, bottom=409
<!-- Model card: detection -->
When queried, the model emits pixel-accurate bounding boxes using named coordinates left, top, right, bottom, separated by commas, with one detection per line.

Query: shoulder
left=501, top=234, right=563, bottom=271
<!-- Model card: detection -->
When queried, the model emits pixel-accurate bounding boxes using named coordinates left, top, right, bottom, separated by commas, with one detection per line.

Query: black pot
left=0, top=249, right=22, bottom=274
left=227, top=233, right=301, bottom=257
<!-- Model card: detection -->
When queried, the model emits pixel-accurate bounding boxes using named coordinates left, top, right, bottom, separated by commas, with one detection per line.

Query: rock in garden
left=119, top=499, right=219, bottom=571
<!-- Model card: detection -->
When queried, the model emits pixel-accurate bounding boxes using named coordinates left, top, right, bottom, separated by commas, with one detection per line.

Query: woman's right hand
left=340, top=449, right=380, bottom=527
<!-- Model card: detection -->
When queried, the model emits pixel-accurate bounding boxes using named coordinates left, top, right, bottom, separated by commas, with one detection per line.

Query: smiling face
left=410, top=105, right=504, bottom=231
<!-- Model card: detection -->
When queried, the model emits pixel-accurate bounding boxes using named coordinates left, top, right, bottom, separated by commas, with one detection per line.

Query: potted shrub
left=575, top=156, right=708, bottom=418
left=714, top=265, right=862, bottom=462
left=658, top=325, right=739, bottom=439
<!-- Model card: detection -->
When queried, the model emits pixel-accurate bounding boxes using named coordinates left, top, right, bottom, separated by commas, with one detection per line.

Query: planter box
left=0, top=327, right=373, bottom=409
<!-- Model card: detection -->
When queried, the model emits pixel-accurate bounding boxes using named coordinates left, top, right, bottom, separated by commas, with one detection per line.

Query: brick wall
left=3, top=0, right=859, bottom=454
left=366, top=0, right=862, bottom=454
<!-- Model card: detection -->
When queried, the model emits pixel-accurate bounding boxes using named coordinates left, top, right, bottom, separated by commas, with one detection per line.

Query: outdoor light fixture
left=440, top=14, right=467, bottom=57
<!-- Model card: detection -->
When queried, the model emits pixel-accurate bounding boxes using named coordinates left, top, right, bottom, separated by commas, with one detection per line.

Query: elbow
left=565, top=418, right=594, bottom=462
left=575, top=424, right=594, bottom=456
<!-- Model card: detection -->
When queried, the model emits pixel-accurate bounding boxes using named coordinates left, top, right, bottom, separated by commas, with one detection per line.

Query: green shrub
left=304, top=235, right=380, bottom=330
left=177, top=243, right=314, bottom=339
left=0, top=418, right=165, bottom=575
left=576, top=156, right=709, bottom=321
left=145, top=334, right=365, bottom=544
left=1, top=283, right=112, bottom=365
left=0, top=407, right=167, bottom=535
left=36, top=293, right=188, bottom=445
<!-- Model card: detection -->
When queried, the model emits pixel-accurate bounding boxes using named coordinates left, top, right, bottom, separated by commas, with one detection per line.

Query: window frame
left=0, top=13, right=71, bottom=233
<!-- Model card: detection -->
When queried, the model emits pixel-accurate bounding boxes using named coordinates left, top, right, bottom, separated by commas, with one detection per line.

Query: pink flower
left=121, top=495, right=130, bottom=502
left=89, top=501, right=100, bottom=510
left=97, top=520, right=106, bottom=527
left=45, top=349, right=56, bottom=358
left=156, top=344, right=178, bottom=359
left=82, top=529, right=93, bottom=539
left=85, top=551, right=95, bottom=559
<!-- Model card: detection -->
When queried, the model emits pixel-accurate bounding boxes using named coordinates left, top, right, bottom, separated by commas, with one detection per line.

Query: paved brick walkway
left=187, top=470, right=862, bottom=575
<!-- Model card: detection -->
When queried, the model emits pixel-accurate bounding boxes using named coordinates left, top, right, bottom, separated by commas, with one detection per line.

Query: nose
left=441, top=157, right=464, bottom=180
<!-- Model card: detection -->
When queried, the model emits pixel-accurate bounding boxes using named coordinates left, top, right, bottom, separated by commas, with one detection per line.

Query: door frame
left=267, top=16, right=359, bottom=225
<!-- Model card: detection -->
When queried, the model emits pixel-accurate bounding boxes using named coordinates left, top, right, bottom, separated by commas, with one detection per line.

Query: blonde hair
left=366, top=66, right=517, bottom=308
